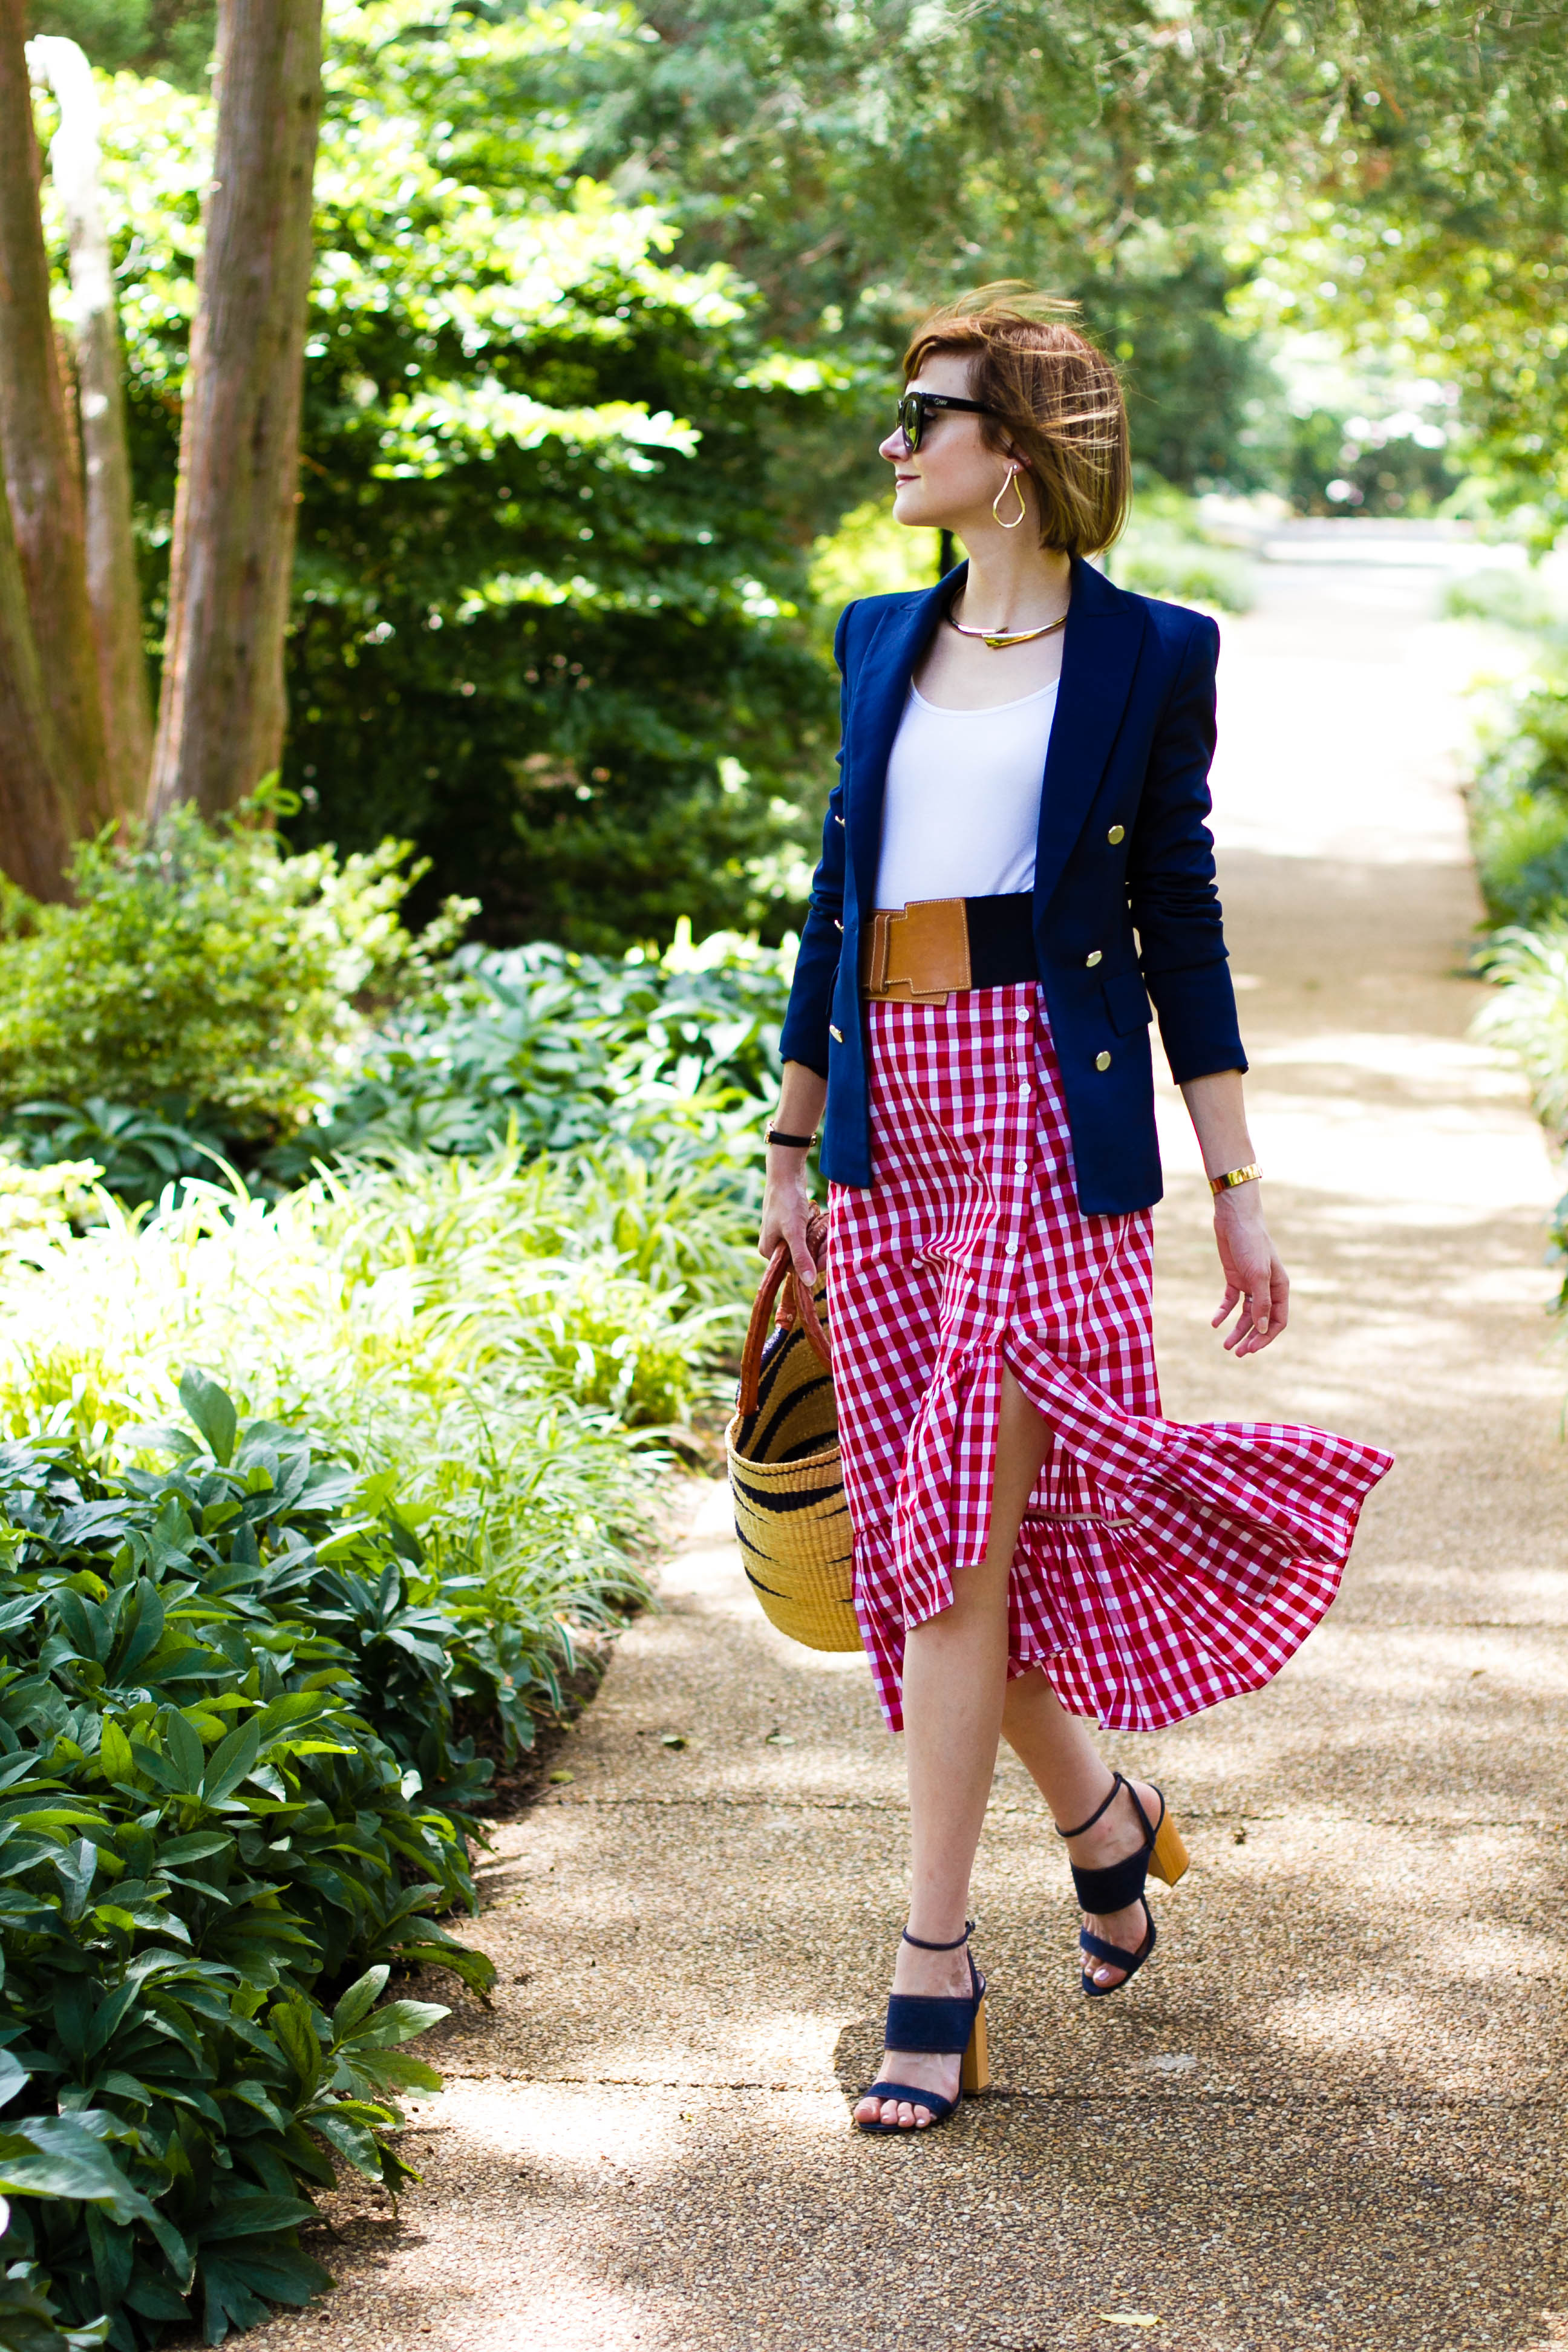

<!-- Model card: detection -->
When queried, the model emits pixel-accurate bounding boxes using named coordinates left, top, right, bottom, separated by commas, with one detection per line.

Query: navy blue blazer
left=777, top=555, right=1247, bottom=1215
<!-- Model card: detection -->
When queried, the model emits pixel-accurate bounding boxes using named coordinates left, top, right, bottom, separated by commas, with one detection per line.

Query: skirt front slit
left=826, top=984, right=1393, bottom=1734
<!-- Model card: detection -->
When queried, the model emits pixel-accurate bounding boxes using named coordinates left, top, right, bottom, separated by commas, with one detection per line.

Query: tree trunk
left=0, top=464, right=72, bottom=901
left=30, top=36, right=152, bottom=817
left=148, top=0, right=323, bottom=820
left=0, top=0, right=112, bottom=866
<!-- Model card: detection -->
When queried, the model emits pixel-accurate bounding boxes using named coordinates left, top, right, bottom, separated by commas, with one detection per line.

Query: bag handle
left=738, top=1244, right=831, bottom=1417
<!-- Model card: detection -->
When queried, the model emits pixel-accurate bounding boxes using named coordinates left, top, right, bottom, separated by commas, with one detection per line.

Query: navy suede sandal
left=854, top=1922, right=990, bottom=2132
left=1056, top=1772, right=1189, bottom=1998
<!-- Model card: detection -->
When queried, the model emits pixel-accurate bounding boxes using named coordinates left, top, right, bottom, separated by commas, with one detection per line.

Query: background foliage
left=21, top=0, right=1563, bottom=949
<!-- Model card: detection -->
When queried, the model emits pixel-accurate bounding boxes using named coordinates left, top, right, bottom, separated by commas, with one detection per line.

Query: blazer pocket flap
left=1103, top=970, right=1154, bottom=1036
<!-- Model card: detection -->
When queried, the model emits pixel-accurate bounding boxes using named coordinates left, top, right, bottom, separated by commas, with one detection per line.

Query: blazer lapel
left=1033, top=556, right=1146, bottom=912
left=844, top=573, right=954, bottom=913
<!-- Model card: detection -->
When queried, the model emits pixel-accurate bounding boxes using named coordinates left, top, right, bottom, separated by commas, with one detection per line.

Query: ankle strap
left=901, top=1919, right=973, bottom=1952
left=1054, top=1771, right=1123, bottom=1842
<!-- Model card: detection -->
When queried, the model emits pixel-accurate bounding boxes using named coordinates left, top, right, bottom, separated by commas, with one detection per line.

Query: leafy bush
left=273, top=922, right=792, bottom=1179
left=0, top=799, right=470, bottom=1149
left=1474, top=924, right=1568, bottom=1143
left=1467, top=660, right=1568, bottom=926
left=4, top=919, right=794, bottom=1221
left=0, top=1374, right=505, bottom=2347
left=3, top=1107, right=227, bottom=1216
left=0, top=1142, right=719, bottom=1732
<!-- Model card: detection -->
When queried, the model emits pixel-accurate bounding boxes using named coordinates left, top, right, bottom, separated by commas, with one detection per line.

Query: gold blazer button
left=829, top=1024, right=844, bottom=1044
left=1106, top=823, right=1125, bottom=845
left=1085, top=949, right=1103, bottom=968
left=1095, top=1050, right=1112, bottom=1071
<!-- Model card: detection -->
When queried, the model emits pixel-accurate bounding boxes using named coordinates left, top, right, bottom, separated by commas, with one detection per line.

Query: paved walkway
left=253, top=566, right=1568, bottom=2352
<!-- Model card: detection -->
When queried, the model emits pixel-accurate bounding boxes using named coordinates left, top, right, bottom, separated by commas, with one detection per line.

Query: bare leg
left=1002, top=1665, right=1167, bottom=1990
left=854, top=1367, right=1049, bottom=2130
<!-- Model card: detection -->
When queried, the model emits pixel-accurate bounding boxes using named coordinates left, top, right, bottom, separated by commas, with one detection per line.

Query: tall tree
left=0, top=451, right=73, bottom=901
left=30, top=34, right=152, bottom=815
left=148, top=0, right=322, bottom=820
left=0, top=0, right=111, bottom=878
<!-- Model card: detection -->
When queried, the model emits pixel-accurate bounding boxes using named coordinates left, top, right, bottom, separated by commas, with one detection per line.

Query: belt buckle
left=890, top=897, right=970, bottom=1002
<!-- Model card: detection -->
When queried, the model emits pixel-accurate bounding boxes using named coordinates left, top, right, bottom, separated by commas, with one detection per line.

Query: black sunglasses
left=896, top=390, right=992, bottom=454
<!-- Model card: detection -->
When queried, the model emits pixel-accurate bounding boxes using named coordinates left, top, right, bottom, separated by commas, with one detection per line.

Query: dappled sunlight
left=1422, top=1921, right=1567, bottom=1986
left=442, top=2081, right=691, bottom=2184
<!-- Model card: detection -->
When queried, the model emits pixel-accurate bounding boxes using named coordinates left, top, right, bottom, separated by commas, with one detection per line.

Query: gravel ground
left=241, top=562, right=1568, bottom=2352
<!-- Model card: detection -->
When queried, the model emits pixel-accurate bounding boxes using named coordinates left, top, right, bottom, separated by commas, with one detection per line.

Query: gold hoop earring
left=992, top=465, right=1028, bottom=530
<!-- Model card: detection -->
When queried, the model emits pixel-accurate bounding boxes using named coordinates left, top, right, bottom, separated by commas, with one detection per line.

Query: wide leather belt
left=860, top=892, right=1038, bottom=1005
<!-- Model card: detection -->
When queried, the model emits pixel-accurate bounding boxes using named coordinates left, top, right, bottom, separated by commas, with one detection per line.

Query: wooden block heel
left=960, top=1995, right=990, bottom=2095
left=1149, top=1810, right=1189, bottom=1887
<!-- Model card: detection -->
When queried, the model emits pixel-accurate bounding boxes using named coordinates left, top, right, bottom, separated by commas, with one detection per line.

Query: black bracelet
left=766, top=1128, right=816, bottom=1150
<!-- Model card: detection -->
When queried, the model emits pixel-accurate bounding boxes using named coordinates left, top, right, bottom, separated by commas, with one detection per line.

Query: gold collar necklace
left=944, top=590, right=1069, bottom=652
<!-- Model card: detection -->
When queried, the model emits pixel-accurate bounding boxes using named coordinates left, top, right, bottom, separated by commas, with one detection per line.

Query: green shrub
left=0, top=1373, right=503, bottom=2346
left=1471, top=785, right=1568, bottom=927
left=271, top=922, right=793, bottom=1181
left=0, top=799, right=471, bottom=1148
left=0, top=1146, right=699, bottom=1720
left=1468, top=664, right=1568, bottom=925
left=1474, top=923, right=1568, bottom=1143
left=5, top=919, right=793, bottom=1218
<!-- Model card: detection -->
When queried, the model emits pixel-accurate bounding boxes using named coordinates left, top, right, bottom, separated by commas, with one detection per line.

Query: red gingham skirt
left=827, top=984, right=1393, bottom=1734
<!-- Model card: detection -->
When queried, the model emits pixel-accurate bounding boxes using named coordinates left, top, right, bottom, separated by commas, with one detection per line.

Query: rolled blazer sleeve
left=779, top=603, right=854, bottom=1078
left=1128, top=613, right=1248, bottom=1085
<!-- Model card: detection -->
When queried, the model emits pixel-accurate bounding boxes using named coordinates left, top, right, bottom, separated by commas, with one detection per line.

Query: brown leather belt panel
left=859, top=897, right=973, bottom=1005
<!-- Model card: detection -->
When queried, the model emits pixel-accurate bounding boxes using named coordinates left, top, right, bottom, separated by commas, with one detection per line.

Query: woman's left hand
left=1210, top=1186, right=1289, bottom=1355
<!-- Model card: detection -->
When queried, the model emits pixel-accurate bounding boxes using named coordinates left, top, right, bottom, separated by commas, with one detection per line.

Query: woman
left=759, top=287, right=1393, bottom=2135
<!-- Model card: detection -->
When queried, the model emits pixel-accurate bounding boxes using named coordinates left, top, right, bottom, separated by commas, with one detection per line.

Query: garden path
left=250, top=560, right=1568, bottom=2352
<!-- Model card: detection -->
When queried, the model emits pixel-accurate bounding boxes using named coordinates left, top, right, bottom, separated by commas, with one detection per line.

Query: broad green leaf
left=305, top=2108, right=384, bottom=2178
left=341, top=1998, right=448, bottom=2048
left=164, top=1709, right=204, bottom=1792
left=157, top=1831, right=234, bottom=1865
left=178, top=1370, right=238, bottom=1467
left=97, top=1721, right=136, bottom=1785
left=198, top=2190, right=321, bottom=2240
left=267, top=1996, right=322, bottom=2096
left=330, top=1965, right=389, bottom=2040
left=116, top=1581, right=167, bottom=1680
left=200, top=1719, right=260, bottom=1806
left=0, top=2047, right=27, bottom=2111
left=0, top=2114, right=158, bottom=2223
left=346, top=2048, right=442, bottom=2095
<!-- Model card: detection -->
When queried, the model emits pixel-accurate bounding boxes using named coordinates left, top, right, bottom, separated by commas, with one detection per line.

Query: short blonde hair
left=903, top=284, right=1130, bottom=557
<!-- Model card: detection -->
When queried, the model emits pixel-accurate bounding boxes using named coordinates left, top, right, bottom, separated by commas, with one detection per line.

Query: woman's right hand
left=759, top=1161, right=827, bottom=1284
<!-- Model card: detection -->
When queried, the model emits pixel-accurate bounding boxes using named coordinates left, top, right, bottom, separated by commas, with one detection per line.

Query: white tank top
left=875, top=678, right=1059, bottom=909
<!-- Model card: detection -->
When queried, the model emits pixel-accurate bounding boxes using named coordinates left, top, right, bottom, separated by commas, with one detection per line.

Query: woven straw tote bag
left=725, top=1244, right=860, bottom=1653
